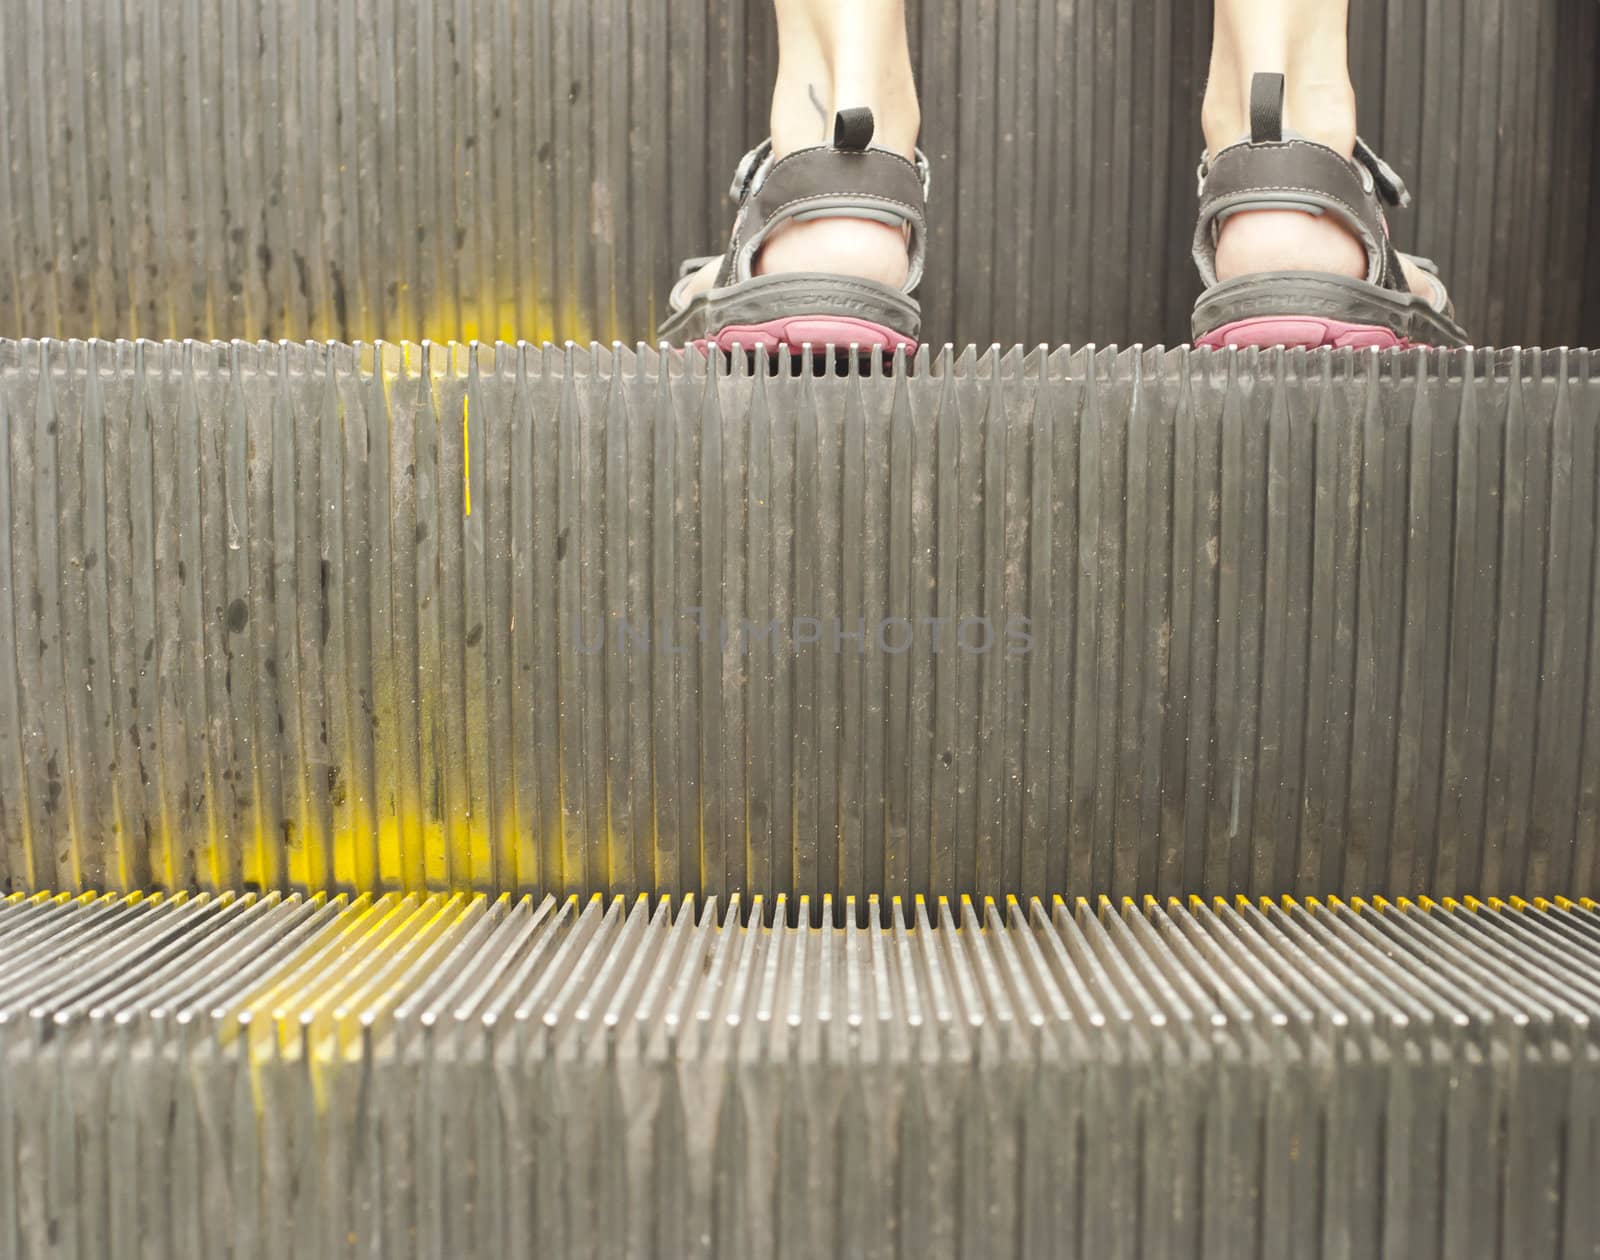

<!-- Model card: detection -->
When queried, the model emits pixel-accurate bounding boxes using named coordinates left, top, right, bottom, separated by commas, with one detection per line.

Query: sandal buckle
left=1353, top=137, right=1413, bottom=209
left=728, top=140, right=773, bottom=203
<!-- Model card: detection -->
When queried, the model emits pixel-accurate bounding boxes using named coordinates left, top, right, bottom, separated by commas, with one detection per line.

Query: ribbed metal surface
left=0, top=0, right=1595, bottom=348
left=4, top=339, right=1599, bottom=907
left=0, top=889, right=1595, bottom=1258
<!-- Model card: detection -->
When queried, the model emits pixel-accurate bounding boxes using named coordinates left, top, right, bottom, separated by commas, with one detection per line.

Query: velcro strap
left=1353, top=137, right=1412, bottom=208
left=728, top=140, right=773, bottom=203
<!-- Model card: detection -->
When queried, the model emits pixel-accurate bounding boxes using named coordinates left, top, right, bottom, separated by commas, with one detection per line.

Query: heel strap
left=1194, top=72, right=1411, bottom=293
left=717, top=109, right=931, bottom=292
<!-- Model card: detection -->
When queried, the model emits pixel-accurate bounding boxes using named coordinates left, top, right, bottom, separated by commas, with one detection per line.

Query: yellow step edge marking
left=319, top=894, right=465, bottom=1038
left=233, top=893, right=385, bottom=1057
left=284, top=895, right=443, bottom=1053
left=327, top=893, right=485, bottom=1067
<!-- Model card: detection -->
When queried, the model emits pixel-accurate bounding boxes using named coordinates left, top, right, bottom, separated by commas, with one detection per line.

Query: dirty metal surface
left=2, top=340, right=1598, bottom=908
left=0, top=889, right=1596, bottom=1259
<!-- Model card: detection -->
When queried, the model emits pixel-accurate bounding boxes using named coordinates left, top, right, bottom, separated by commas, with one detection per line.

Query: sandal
left=1191, top=72, right=1469, bottom=350
left=658, top=107, right=930, bottom=353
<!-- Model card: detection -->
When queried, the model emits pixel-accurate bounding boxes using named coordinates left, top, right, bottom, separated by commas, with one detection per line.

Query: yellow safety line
left=462, top=393, right=472, bottom=517
left=228, top=892, right=384, bottom=1055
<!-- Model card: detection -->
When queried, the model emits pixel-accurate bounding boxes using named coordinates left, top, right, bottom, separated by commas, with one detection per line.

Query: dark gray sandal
left=658, top=107, right=930, bottom=352
left=1192, top=73, right=1469, bottom=350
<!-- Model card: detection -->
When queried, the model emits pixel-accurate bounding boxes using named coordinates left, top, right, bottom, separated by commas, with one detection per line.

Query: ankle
left=1202, top=71, right=1357, bottom=157
left=771, top=70, right=831, bottom=158
left=861, top=97, right=920, bottom=163
left=833, top=74, right=920, bottom=161
left=1283, top=77, right=1358, bottom=155
left=770, top=78, right=920, bottom=163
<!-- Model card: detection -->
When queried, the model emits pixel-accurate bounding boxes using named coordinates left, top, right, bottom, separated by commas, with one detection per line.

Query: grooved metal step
left=3, top=340, right=1599, bottom=905
left=0, top=890, right=1595, bottom=1259
left=6, top=339, right=1600, bottom=1256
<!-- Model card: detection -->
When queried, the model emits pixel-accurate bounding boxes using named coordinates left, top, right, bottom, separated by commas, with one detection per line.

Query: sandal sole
left=1196, top=315, right=1409, bottom=351
left=698, top=315, right=918, bottom=354
left=661, top=273, right=921, bottom=349
left=1192, top=272, right=1468, bottom=350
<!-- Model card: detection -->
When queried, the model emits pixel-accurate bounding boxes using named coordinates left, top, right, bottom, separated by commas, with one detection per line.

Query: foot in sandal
left=1192, top=0, right=1467, bottom=349
left=659, top=109, right=928, bottom=353
left=659, top=0, right=926, bottom=353
left=1192, top=72, right=1467, bottom=350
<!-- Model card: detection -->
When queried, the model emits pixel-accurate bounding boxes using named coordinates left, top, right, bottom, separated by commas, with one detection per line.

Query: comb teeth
left=0, top=890, right=1596, bottom=1257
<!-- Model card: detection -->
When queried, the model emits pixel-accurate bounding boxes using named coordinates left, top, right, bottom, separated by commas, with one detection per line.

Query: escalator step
left=2, top=340, right=1598, bottom=904
left=0, top=889, right=1594, bottom=1258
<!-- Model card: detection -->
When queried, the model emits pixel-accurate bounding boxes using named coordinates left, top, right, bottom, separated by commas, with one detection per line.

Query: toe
left=1398, top=254, right=1449, bottom=310
left=673, top=257, right=722, bottom=309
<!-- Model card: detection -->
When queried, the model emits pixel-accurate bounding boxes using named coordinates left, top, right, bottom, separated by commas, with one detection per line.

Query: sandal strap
left=728, top=139, right=774, bottom=203
left=1193, top=72, right=1409, bottom=295
left=713, top=109, right=930, bottom=291
left=1400, top=252, right=1457, bottom=319
left=1353, top=137, right=1411, bottom=209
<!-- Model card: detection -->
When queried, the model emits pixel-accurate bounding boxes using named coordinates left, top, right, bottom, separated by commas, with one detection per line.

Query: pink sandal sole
left=1196, top=315, right=1410, bottom=351
left=696, top=315, right=918, bottom=354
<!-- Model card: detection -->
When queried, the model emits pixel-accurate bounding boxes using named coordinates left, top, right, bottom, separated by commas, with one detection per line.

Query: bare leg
left=682, top=0, right=920, bottom=299
left=1204, top=0, right=1433, bottom=298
